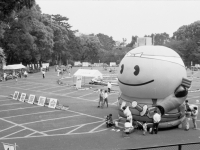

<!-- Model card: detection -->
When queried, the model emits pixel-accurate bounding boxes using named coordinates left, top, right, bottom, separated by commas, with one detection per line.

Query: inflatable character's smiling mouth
left=118, top=79, right=154, bottom=86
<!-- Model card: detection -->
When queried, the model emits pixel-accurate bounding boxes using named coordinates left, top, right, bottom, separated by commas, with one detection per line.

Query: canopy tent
left=73, top=69, right=103, bottom=78
left=3, top=64, right=26, bottom=70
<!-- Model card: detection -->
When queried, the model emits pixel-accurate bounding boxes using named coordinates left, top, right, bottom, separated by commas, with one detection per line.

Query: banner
left=76, top=76, right=82, bottom=89
left=2, top=142, right=16, bottom=150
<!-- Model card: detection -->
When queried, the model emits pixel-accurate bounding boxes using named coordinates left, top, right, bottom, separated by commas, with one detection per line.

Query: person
left=185, top=100, right=191, bottom=115
left=105, top=114, right=115, bottom=128
left=184, top=112, right=190, bottom=131
left=123, top=119, right=134, bottom=136
left=142, top=121, right=147, bottom=135
left=151, top=110, right=161, bottom=134
left=103, top=90, right=108, bottom=107
left=97, top=89, right=104, bottom=108
left=3, top=72, right=7, bottom=81
left=57, top=69, right=60, bottom=76
left=24, top=71, right=28, bottom=78
left=42, top=70, right=45, bottom=78
left=121, top=106, right=133, bottom=125
left=107, top=82, right=112, bottom=93
left=191, top=106, right=198, bottom=129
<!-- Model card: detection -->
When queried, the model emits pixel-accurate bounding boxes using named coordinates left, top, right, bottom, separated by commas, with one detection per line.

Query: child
left=105, top=114, right=115, bottom=127
left=142, top=121, right=147, bottom=135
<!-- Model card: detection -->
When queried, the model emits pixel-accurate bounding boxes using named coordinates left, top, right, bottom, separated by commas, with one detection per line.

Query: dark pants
left=108, top=88, right=110, bottom=93
left=43, top=74, right=45, bottom=78
left=151, top=122, right=159, bottom=134
left=104, top=98, right=108, bottom=107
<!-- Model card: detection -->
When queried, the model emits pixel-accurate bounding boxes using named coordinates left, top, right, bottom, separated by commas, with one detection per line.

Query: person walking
left=191, top=106, right=198, bottom=129
left=151, top=110, right=161, bottom=134
left=42, top=70, right=45, bottom=79
left=107, top=82, right=112, bottom=93
left=103, top=90, right=108, bottom=107
left=24, top=71, right=28, bottom=78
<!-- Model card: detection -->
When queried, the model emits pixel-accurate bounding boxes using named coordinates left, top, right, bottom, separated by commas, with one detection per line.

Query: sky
left=36, top=0, right=200, bottom=43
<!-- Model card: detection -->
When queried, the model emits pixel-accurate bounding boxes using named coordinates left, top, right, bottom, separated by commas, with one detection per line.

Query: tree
left=126, top=36, right=138, bottom=47
left=79, top=34, right=101, bottom=62
left=0, top=47, right=6, bottom=69
left=96, top=33, right=115, bottom=51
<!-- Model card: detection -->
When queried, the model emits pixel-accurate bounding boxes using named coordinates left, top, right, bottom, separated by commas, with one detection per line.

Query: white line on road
left=0, top=106, right=41, bottom=113
left=88, top=121, right=105, bottom=133
left=0, top=128, right=26, bottom=139
left=3, top=110, right=59, bottom=119
left=21, top=114, right=82, bottom=125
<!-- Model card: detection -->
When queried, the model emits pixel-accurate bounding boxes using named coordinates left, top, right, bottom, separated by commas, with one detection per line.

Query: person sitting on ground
left=142, top=121, right=147, bottom=135
left=105, top=114, right=115, bottom=128
left=124, top=119, right=134, bottom=134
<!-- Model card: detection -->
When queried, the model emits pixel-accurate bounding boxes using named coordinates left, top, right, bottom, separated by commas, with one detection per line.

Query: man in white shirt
left=151, top=110, right=161, bottom=134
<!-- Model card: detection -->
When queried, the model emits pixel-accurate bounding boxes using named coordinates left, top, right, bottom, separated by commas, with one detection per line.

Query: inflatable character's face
left=118, top=46, right=187, bottom=99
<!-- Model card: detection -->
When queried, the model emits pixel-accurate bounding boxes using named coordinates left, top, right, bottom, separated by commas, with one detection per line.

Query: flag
left=2, top=142, right=16, bottom=150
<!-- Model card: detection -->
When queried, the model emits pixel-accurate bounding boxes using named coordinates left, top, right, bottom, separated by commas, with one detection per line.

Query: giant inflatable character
left=118, top=46, right=192, bottom=128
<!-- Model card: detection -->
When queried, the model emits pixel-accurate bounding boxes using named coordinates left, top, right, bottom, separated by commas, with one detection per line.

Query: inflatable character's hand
left=156, top=78, right=191, bottom=116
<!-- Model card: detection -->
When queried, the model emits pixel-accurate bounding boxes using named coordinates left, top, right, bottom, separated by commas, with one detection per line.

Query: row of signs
left=12, top=91, right=58, bottom=109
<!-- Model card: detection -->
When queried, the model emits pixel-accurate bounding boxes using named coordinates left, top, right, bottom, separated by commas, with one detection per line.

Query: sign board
left=48, top=98, right=58, bottom=109
left=13, top=91, right=19, bottom=100
left=110, top=62, right=116, bottom=67
left=27, top=94, right=35, bottom=104
left=76, top=76, right=82, bottom=89
left=37, top=96, right=46, bottom=106
left=19, top=93, right=26, bottom=102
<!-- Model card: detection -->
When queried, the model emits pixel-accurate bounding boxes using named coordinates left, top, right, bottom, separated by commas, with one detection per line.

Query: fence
left=130, top=142, right=200, bottom=150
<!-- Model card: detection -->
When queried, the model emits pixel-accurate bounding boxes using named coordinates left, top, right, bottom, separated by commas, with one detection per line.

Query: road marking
left=0, top=125, right=17, bottom=133
left=3, top=110, right=59, bottom=119
left=25, top=131, right=36, bottom=137
left=0, top=128, right=26, bottom=139
left=62, top=91, right=78, bottom=96
left=1, top=128, right=108, bottom=140
left=88, top=121, right=105, bottom=133
left=43, top=120, right=104, bottom=133
left=66, top=125, right=85, bottom=134
left=50, top=87, right=72, bottom=93
left=0, top=106, right=40, bottom=113
left=0, top=99, right=13, bottom=102
left=0, top=103, right=22, bottom=106
left=78, top=92, right=94, bottom=98
left=26, top=85, right=49, bottom=90
left=0, top=117, right=47, bottom=136
left=21, top=114, right=82, bottom=125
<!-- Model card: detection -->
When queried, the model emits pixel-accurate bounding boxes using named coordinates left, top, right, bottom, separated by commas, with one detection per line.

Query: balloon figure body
left=118, top=46, right=191, bottom=128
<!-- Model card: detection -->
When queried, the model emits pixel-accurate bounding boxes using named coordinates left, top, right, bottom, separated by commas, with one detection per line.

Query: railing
left=130, top=142, right=200, bottom=150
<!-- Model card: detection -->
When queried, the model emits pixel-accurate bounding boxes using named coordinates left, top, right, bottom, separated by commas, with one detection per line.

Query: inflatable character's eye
left=134, top=65, right=140, bottom=76
left=120, top=64, right=124, bottom=74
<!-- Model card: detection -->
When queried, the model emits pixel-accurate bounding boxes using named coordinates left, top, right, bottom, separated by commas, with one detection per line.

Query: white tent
left=3, top=64, right=26, bottom=70
left=73, top=69, right=103, bottom=78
